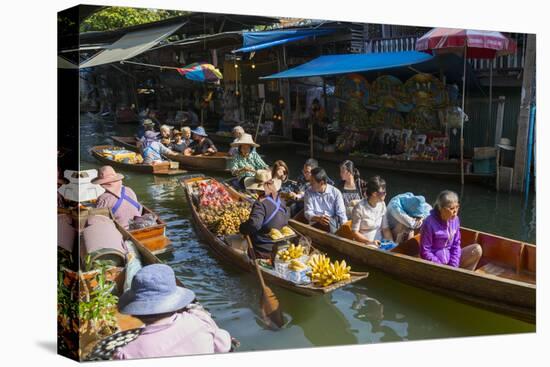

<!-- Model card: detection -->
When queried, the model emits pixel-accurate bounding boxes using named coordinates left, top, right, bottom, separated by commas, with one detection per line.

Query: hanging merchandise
left=404, top=73, right=448, bottom=109
left=371, top=75, right=411, bottom=112
left=371, top=105, right=405, bottom=129
left=406, top=106, right=441, bottom=131
left=340, top=98, right=370, bottom=130
left=335, top=74, right=370, bottom=107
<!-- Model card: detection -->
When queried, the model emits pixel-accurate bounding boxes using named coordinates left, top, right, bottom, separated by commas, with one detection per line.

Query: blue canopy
left=261, top=51, right=435, bottom=79
left=233, top=29, right=335, bottom=53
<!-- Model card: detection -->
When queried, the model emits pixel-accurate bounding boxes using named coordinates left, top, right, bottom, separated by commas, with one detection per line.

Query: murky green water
left=79, top=114, right=535, bottom=352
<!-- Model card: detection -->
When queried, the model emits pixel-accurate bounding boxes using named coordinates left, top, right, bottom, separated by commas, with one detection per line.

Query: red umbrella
left=416, top=28, right=516, bottom=184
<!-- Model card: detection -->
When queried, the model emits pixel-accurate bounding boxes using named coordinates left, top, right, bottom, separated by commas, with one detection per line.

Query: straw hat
left=497, top=137, right=515, bottom=151
left=244, top=169, right=281, bottom=191
left=230, top=133, right=260, bottom=148
left=118, top=264, right=196, bottom=316
left=92, top=165, right=124, bottom=185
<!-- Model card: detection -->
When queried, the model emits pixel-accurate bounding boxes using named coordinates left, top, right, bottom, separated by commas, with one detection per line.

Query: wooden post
left=513, top=34, right=536, bottom=192
left=494, top=96, right=506, bottom=147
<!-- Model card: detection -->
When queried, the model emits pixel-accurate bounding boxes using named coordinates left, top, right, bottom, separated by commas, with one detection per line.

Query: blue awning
left=233, top=29, right=335, bottom=53
left=260, top=51, right=435, bottom=79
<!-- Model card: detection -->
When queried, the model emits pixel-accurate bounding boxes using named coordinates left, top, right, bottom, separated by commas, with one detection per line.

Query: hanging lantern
left=278, top=97, right=285, bottom=106
left=251, top=63, right=256, bottom=69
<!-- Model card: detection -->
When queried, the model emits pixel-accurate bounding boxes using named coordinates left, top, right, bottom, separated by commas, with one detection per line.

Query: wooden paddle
left=245, top=235, right=284, bottom=329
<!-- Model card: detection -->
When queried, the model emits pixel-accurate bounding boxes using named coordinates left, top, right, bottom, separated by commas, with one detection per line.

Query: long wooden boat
left=124, top=204, right=171, bottom=254
left=288, top=215, right=536, bottom=323
left=296, top=150, right=495, bottom=184
left=181, top=176, right=368, bottom=296
left=91, top=145, right=186, bottom=176
left=58, top=207, right=201, bottom=360
left=111, top=136, right=232, bottom=173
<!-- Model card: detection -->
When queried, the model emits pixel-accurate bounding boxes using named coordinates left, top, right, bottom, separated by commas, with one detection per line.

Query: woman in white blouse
left=351, top=176, right=394, bottom=247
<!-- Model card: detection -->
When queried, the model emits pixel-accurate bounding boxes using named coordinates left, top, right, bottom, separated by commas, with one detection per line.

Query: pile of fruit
left=276, top=244, right=305, bottom=261
left=288, top=259, right=308, bottom=271
left=269, top=226, right=295, bottom=240
left=307, top=254, right=352, bottom=287
left=196, top=180, right=233, bottom=207
left=199, top=201, right=251, bottom=235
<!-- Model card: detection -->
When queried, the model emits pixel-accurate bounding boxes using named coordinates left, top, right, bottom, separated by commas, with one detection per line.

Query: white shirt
left=351, top=199, right=389, bottom=242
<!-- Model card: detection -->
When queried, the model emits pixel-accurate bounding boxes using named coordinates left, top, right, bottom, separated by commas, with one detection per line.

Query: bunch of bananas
left=307, top=254, right=352, bottom=287
left=269, top=228, right=284, bottom=240
left=277, top=244, right=304, bottom=262
left=288, top=259, right=308, bottom=272
left=280, top=226, right=295, bottom=236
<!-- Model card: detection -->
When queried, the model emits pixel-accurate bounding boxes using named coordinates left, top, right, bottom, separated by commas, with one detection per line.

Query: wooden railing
left=366, top=33, right=526, bottom=71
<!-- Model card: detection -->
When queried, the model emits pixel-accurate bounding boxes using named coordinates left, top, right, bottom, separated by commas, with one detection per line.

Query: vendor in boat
left=420, top=190, right=482, bottom=270
left=113, top=264, right=232, bottom=359
left=337, top=160, right=365, bottom=218
left=304, top=167, right=347, bottom=234
left=140, top=131, right=175, bottom=164
left=387, top=192, right=432, bottom=243
left=228, top=125, right=245, bottom=157
left=159, top=124, right=172, bottom=146
left=351, top=176, right=394, bottom=247
left=92, top=165, right=143, bottom=229
left=229, top=133, right=268, bottom=187
left=184, top=126, right=218, bottom=156
left=239, top=170, right=288, bottom=259
left=170, top=129, right=188, bottom=153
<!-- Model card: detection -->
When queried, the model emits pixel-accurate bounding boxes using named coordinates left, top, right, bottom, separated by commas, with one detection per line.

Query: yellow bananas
left=280, top=226, right=295, bottom=236
left=307, top=254, right=352, bottom=287
left=269, top=228, right=284, bottom=240
left=288, top=259, right=307, bottom=271
left=276, top=244, right=304, bottom=262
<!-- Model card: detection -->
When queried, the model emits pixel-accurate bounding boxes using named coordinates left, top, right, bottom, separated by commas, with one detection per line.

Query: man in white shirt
left=304, top=167, right=347, bottom=233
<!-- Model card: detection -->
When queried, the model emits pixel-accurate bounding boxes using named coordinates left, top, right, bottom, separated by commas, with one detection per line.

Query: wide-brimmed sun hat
left=118, top=264, right=196, bottom=316
left=230, top=133, right=260, bottom=148
left=244, top=169, right=281, bottom=192
left=400, top=194, right=432, bottom=218
left=191, top=126, right=208, bottom=137
left=91, top=165, right=124, bottom=185
left=497, top=137, right=515, bottom=151
left=142, top=118, right=155, bottom=126
left=144, top=130, right=160, bottom=140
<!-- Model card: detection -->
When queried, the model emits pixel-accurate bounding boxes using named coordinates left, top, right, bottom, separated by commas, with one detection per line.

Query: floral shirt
left=229, top=151, right=268, bottom=179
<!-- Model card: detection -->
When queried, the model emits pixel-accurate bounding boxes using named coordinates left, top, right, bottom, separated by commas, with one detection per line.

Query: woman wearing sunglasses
left=351, top=176, right=394, bottom=247
left=419, top=190, right=482, bottom=270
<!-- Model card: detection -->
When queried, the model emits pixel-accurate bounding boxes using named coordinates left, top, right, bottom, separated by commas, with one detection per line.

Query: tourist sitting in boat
left=170, top=129, right=188, bottom=153
left=182, top=126, right=192, bottom=146
left=420, top=190, right=482, bottom=270
left=337, top=160, right=365, bottom=218
left=304, top=167, right=347, bottom=234
left=140, top=131, right=174, bottom=164
left=113, top=264, right=232, bottom=359
left=92, top=165, right=143, bottom=229
left=239, top=170, right=288, bottom=259
left=137, top=118, right=156, bottom=139
left=229, top=133, right=268, bottom=187
left=160, top=124, right=172, bottom=146
left=351, top=176, right=394, bottom=247
left=387, top=192, right=432, bottom=244
left=288, top=158, right=334, bottom=201
left=184, top=126, right=218, bottom=156
left=228, top=125, right=245, bottom=157
left=271, top=160, right=290, bottom=184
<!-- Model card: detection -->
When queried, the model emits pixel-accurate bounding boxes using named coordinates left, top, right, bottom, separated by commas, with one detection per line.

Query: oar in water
left=245, top=235, right=284, bottom=329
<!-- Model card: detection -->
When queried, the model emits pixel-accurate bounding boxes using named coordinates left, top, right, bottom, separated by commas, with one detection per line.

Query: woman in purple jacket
left=420, top=190, right=482, bottom=270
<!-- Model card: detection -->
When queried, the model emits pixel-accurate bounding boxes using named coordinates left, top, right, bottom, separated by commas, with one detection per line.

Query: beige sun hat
left=497, top=137, right=515, bottom=151
left=230, top=133, right=260, bottom=148
left=244, top=169, right=281, bottom=192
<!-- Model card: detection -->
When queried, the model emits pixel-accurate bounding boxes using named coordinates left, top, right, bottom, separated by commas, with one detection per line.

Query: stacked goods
left=307, top=254, right=352, bottom=287
left=269, top=226, right=295, bottom=240
left=197, top=180, right=233, bottom=207
left=100, top=148, right=142, bottom=164
left=280, top=226, right=295, bottom=237
left=199, top=201, right=251, bottom=235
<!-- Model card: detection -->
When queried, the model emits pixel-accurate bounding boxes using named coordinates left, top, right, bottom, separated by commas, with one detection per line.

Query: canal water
left=80, top=114, right=535, bottom=352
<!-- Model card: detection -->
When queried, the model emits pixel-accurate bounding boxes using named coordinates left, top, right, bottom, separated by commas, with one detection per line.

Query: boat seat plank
left=139, top=237, right=171, bottom=252
left=475, top=262, right=536, bottom=284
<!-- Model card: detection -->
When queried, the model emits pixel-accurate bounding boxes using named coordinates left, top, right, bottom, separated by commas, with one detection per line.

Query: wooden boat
left=289, top=215, right=536, bottom=323
left=181, top=175, right=368, bottom=296
left=167, top=152, right=231, bottom=173
left=111, top=136, right=232, bottom=173
left=296, top=150, right=495, bottom=184
left=91, top=145, right=187, bottom=176
left=111, top=136, right=140, bottom=152
left=58, top=207, right=199, bottom=360
left=125, top=205, right=171, bottom=254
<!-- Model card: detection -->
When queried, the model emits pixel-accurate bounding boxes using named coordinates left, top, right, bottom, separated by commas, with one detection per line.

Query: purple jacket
left=113, top=308, right=231, bottom=359
left=419, top=209, right=461, bottom=267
